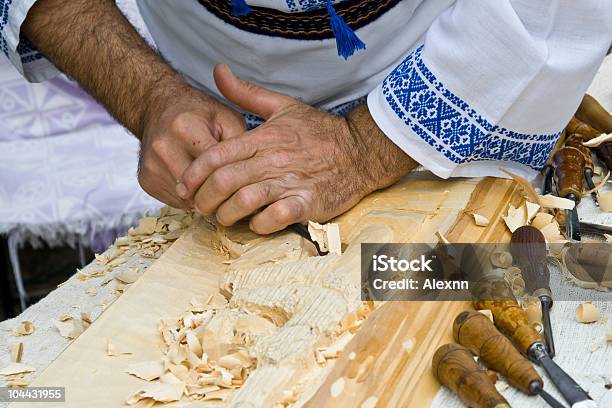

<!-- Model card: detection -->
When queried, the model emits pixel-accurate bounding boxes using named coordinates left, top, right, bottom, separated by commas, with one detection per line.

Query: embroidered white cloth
left=1, top=0, right=611, bottom=180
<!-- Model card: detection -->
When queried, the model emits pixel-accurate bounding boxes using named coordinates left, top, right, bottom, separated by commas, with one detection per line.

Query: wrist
left=346, top=104, right=416, bottom=191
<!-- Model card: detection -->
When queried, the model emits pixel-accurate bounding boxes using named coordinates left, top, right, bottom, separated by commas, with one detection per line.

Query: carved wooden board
left=13, top=175, right=520, bottom=408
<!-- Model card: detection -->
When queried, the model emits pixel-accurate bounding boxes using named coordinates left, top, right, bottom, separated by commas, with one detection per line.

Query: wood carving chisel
left=432, top=343, right=511, bottom=408
left=566, top=133, right=598, bottom=206
left=453, top=311, right=565, bottom=408
left=552, top=147, right=585, bottom=241
left=460, top=247, right=595, bottom=407
left=473, top=283, right=596, bottom=408
left=510, top=225, right=556, bottom=357
left=289, top=223, right=327, bottom=255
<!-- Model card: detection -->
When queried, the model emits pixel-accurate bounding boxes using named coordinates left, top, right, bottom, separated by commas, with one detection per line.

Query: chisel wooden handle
left=552, top=147, right=585, bottom=200
left=565, top=133, right=594, bottom=170
left=565, top=116, right=601, bottom=139
left=432, top=343, right=511, bottom=408
left=510, top=226, right=550, bottom=296
left=454, top=311, right=543, bottom=395
left=473, top=296, right=543, bottom=355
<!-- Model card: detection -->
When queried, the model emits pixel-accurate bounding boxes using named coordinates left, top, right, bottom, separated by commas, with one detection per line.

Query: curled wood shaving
left=582, top=132, right=612, bottom=147
left=531, top=213, right=555, bottom=230
left=116, top=267, right=140, bottom=284
left=86, top=286, right=97, bottom=296
left=503, top=205, right=527, bottom=233
left=606, top=332, right=612, bottom=343
left=538, top=194, right=575, bottom=210
left=13, top=321, right=34, bottom=336
left=53, top=315, right=89, bottom=339
left=584, top=170, right=610, bottom=194
left=490, top=251, right=513, bottom=268
left=525, top=201, right=540, bottom=222
left=472, top=213, right=490, bottom=227
left=0, top=362, right=36, bottom=376
left=137, top=217, right=158, bottom=235
left=576, top=303, right=600, bottom=323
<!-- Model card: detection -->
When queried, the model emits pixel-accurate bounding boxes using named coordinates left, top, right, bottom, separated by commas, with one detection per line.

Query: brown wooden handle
left=453, top=311, right=543, bottom=395
left=553, top=147, right=585, bottom=199
left=565, top=133, right=594, bottom=170
left=576, top=94, right=612, bottom=134
left=565, top=116, right=601, bottom=139
left=473, top=297, right=543, bottom=355
left=432, top=343, right=511, bottom=408
left=510, top=226, right=550, bottom=296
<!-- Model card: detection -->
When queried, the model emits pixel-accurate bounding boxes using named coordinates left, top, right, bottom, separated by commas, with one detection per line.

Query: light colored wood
left=13, top=175, right=520, bottom=408
left=303, top=177, right=521, bottom=408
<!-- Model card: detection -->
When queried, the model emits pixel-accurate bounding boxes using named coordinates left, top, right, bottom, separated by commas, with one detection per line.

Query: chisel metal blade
left=529, top=343, right=597, bottom=408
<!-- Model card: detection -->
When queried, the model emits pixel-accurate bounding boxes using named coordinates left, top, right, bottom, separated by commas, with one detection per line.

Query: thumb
left=214, top=64, right=296, bottom=119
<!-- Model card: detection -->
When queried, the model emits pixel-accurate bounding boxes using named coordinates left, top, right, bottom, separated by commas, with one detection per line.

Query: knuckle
left=235, top=188, right=258, bottom=210
left=271, top=152, right=291, bottom=168
left=210, top=169, right=233, bottom=193
left=170, top=112, right=193, bottom=137
left=273, top=200, right=302, bottom=224
left=150, top=137, right=167, bottom=156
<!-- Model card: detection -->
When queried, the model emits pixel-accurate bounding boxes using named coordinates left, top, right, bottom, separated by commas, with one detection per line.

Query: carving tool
left=552, top=147, right=585, bottom=241
left=289, top=223, right=327, bottom=255
left=461, top=247, right=596, bottom=407
left=565, top=133, right=598, bottom=206
left=510, top=225, right=556, bottom=357
left=432, top=343, right=511, bottom=408
left=474, top=284, right=596, bottom=408
left=454, top=311, right=565, bottom=408
left=579, top=221, right=612, bottom=237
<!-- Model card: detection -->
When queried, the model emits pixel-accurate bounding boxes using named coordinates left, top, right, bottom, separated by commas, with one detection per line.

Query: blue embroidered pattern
left=1, top=0, right=45, bottom=63
left=382, top=46, right=560, bottom=170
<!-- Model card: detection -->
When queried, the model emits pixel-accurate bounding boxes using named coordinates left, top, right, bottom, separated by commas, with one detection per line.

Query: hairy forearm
left=346, top=104, right=418, bottom=190
left=22, top=0, right=188, bottom=138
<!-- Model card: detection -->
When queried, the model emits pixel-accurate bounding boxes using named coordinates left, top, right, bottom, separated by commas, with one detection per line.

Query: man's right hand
left=138, top=87, right=245, bottom=208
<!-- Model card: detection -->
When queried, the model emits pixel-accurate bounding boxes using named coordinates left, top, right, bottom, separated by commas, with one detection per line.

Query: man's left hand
left=178, top=64, right=416, bottom=234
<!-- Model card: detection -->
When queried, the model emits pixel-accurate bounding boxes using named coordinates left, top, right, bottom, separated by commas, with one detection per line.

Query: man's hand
left=22, top=0, right=245, bottom=209
left=139, top=85, right=244, bottom=208
left=178, top=65, right=417, bottom=234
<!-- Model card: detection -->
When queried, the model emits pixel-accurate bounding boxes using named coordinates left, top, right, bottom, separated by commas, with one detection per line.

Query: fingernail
left=175, top=183, right=188, bottom=198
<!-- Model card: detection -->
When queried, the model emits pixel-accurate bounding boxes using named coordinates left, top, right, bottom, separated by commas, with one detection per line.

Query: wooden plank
left=13, top=175, right=519, bottom=407
left=302, top=177, right=521, bottom=408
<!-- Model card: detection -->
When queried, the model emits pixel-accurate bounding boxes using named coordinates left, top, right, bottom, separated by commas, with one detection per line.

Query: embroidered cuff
left=368, top=45, right=561, bottom=180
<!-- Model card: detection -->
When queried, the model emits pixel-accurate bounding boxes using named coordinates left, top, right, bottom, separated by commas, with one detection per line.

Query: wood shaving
left=53, top=315, right=89, bottom=339
left=525, top=201, right=540, bottom=222
left=86, top=286, right=97, bottom=296
left=308, top=221, right=342, bottom=255
left=503, top=205, right=527, bottom=232
left=125, top=382, right=183, bottom=405
left=10, top=343, right=23, bottom=363
left=137, top=217, right=158, bottom=235
left=538, top=194, right=575, bottom=210
left=604, top=234, right=612, bottom=243
left=108, top=257, right=127, bottom=269
left=435, top=231, right=451, bottom=245
left=13, top=321, right=34, bottom=336
left=606, top=332, right=612, bottom=342
left=125, top=361, right=164, bottom=381
left=330, top=377, right=345, bottom=398
left=402, top=338, right=416, bottom=353
left=531, top=212, right=555, bottom=230
left=116, top=267, right=140, bottom=284
left=539, top=221, right=564, bottom=243
left=576, top=303, right=600, bottom=323
left=490, top=251, right=513, bottom=268
left=0, top=362, right=36, bottom=376
left=600, top=192, right=612, bottom=213
left=472, top=213, right=490, bottom=227
left=591, top=342, right=601, bottom=353
left=582, top=132, right=612, bottom=147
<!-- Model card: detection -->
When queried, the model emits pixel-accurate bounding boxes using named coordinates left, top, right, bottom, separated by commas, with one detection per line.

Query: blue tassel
left=231, top=0, right=251, bottom=16
left=326, top=0, right=366, bottom=60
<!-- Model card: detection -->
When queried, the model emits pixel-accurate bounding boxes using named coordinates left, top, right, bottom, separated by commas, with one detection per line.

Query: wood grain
left=13, top=175, right=522, bottom=407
